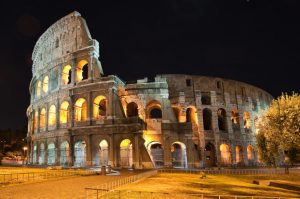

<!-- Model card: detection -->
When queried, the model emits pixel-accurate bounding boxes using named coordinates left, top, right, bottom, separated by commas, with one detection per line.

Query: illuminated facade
left=27, top=12, right=272, bottom=168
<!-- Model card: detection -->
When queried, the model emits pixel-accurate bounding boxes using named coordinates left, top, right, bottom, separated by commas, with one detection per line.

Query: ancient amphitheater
left=26, top=12, right=272, bottom=169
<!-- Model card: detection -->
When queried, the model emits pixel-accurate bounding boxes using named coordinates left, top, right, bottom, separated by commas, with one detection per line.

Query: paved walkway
left=0, top=170, right=139, bottom=199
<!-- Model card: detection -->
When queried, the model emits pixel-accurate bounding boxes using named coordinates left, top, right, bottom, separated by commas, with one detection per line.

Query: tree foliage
left=257, top=93, right=300, bottom=165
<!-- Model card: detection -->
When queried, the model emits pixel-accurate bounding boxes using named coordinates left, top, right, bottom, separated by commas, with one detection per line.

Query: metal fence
left=85, top=190, right=298, bottom=199
left=85, top=170, right=158, bottom=199
left=0, top=170, right=96, bottom=184
left=158, top=168, right=286, bottom=175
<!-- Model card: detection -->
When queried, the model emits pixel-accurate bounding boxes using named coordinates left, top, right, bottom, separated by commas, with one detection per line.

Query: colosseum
left=26, top=12, right=273, bottom=169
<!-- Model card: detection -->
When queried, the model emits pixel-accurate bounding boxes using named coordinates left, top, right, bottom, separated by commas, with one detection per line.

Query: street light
left=23, top=146, right=28, bottom=165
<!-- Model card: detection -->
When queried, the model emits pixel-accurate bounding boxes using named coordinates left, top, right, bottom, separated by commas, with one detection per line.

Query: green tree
left=257, top=93, right=300, bottom=166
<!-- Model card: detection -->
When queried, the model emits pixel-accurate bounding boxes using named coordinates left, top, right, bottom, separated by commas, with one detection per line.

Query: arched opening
left=217, top=108, right=227, bottom=131
left=93, top=96, right=107, bottom=120
left=39, top=143, right=45, bottom=164
left=243, top=112, right=251, bottom=129
left=247, top=145, right=254, bottom=163
left=186, top=107, right=198, bottom=124
left=120, top=139, right=133, bottom=168
left=47, top=143, right=55, bottom=165
left=40, top=108, right=46, bottom=129
left=99, top=140, right=109, bottom=166
left=33, top=145, right=37, bottom=163
left=235, top=145, right=244, bottom=166
left=147, top=142, right=164, bottom=168
left=203, top=108, right=212, bottom=130
left=205, top=143, right=216, bottom=167
left=220, top=144, right=231, bottom=166
left=231, top=109, right=240, bottom=130
left=60, top=141, right=70, bottom=166
left=34, top=111, right=38, bottom=131
left=43, top=76, right=49, bottom=93
left=60, top=101, right=69, bottom=124
left=62, top=65, right=72, bottom=85
left=126, top=102, right=138, bottom=117
left=147, top=100, right=162, bottom=119
left=172, top=107, right=180, bottom=122
left=76, top=60, right=88, bottom=82
left=74, top=98, right=87, bottom=122
left=48, top=105, right=56, bottom=127
left=171, top=142, right=187, bottom=168
left=37, top=81, right=41, bottom=97
left=74, top=140, right=86, bottom=167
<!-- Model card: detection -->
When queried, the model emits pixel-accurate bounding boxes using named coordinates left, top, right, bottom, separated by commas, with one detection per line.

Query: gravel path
left=0, top=170, right=139, bottom=199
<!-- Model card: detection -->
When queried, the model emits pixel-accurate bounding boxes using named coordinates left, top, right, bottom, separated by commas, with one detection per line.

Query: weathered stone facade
left=27, top=12, right=272, bottom=169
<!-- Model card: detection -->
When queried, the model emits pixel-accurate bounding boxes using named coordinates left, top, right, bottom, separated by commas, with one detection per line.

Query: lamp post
left=23, top=146, right=28, bottom=165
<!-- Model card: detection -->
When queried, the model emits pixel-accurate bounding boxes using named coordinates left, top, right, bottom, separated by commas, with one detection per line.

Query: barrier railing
left=158, top=168, right=286, bottom=175
left=85, top=190, right=298, bottom=199
left=85, top=170, right=157, bottom=199
left=0, top=170, right=96, bottom=184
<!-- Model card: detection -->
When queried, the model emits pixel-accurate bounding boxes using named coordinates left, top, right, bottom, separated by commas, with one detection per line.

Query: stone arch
left=98, top=140, right=109, bottom=166
left=147, top=141, right=164, bottom=168
left=74, top=98, right=87, bottom=122
left=40, top=108, right=46, bottom=129
left=39, top=143, right=45, bottom=164
left=231, top=108, right=240, bottom=130
left=62, top=65, right=72, bottom=85
left=172, top=106, right=180, bottom=122
left=203, top=108, right=212, bottom=130
left=243, top=112, right=251, bottom=129
left=93, top=95, right=107, bottom=120
left=60, top=101, right=70, bottom=124
left=171, top=142, right=187, bottom=168
left=146, top=100, right=162, bottom=119
left=120, top=139, right=133, bottom=168
left=43, top=76, right=49, bottom=93
left=60, top=141, right=70, bottom=166
left=217, top=108, right=227, bottom=131
left=76, top=60, right=88, bottom=82
left=247, top=145, right=254, bottom=163
left=220, top=144, right=231, bottom=166
left=186, top=106, right=198, bottom=124
left=74, top=140, right=86, bottom=167
left=205, top=143, right=216, bottom=167
left=37, top=81, right=41, bottom=97
left=235, top=145, right=244, bottom=166
left=47, top=142, right=56, bottom=165
left=48, top=105, right=56, bottom=127
left=126, top=102, right=138, bottom=117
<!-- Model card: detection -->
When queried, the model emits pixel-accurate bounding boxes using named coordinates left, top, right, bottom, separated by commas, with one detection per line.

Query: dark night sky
left=0, top=0, right=299, bottom=129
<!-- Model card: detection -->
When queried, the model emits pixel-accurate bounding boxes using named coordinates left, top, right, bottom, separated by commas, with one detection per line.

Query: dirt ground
left=0, top=169, right=139, bottom=199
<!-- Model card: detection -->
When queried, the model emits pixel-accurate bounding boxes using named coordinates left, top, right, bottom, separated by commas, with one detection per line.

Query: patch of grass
left=117, top=173, right=300, bottom=197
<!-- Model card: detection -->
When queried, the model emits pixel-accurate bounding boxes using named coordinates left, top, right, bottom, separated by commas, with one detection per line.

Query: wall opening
left=74, top=140, right=86, bottom=167
left=93, top=96, right=107, bottom=120
left=60, top=141, right=70, bottom=166
left=39, top=143, right=45, bottom=164
left=205, top=143, right=216, bottom=167
left=43, top=76, right=49, bottom=93
left=47, top=143, right=55, bottom=165
left=217, top=108, right=227, bottom=131
left=75, top=98, right=87, bottom=122
left=171, top=142, right=187, bottom=168
left=60, top=101, right=69, bottom=124
left=235, top=145, right=244, bottom=166
left=231, top=109, right=240, bottom=130
left=77, top=60, right=88, bottom=82
left=203, top=108, right=212, bottom=130
left=62, top=65, right=72, bottom=85
left=99, top=140, right=109, bottom=166
left=247, top=145, right=254, bottom=163
left=126, top=102, right=138, bottom=117
left=220, top=144, right=231, bottom=166
left=48, top=105, right=56, bottom=127
left=148, top=142, right=164, bottom=168
left=33, top=145, right=37, bottom=163
left=243, top=112, right=251, bottom=129
left=40, top=108, right=46, bottom=129
left=120, top=139, right=133, bottom=168
left=37, top=81, right=41, bottom=97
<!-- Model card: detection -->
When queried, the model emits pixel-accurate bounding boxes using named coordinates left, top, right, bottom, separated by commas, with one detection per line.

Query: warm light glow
left=243, top=112, right=251, bottom=128
left=37, top=81, right=41, bottom=97
left=40, top=108, right=46, bottom=129
left=220, top=144, right=231, bottom=165
left=43, top=76, right=49, bottom=93
left=60, top=101, right=69, bottom=124
left=93, top=95, right=107, bottom=119
left=120, top=139, right=131, bottom=147
left=235, top=145, right=243, bottom=164
left=62, top=65, right=72, bottom=85
left=247, top=145, right=254, bottom=160
left=76, top=60, right=88, bottom=82
left=48, top=105, right=56, bottom=127
left=34, top=111, right=38, bottom=130
left=75, top=98, right=87, bottom=121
